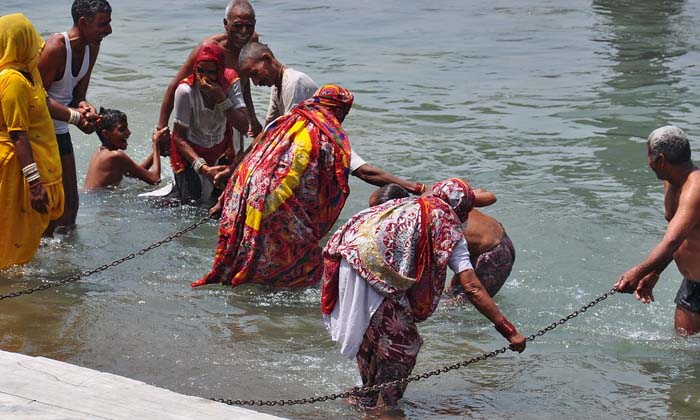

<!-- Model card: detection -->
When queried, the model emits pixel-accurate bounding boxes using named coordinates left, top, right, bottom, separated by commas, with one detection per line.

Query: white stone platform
left=0, top=350, right=285, bottom=420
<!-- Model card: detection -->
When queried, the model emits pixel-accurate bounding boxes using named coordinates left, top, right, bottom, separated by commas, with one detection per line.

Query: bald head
left=648, top=125, right=691, bottom=164
left=225, top=0, right=255, bottom=19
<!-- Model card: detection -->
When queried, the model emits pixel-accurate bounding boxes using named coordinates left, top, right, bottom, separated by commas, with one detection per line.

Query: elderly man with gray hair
left=615, top=125, right=700, bottom=335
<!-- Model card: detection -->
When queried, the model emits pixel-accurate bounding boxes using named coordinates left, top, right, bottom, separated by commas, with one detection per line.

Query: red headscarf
left=170, top=43, right=240, bottom=173
left=180, top=42, right=233, bottom=91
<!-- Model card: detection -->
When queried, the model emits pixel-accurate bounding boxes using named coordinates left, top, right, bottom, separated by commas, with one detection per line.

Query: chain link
left=0, top=216, right=212, bottom=301
left=0, top=218, right=619, bottom=408
left=213, top=287, right=618, bottom=407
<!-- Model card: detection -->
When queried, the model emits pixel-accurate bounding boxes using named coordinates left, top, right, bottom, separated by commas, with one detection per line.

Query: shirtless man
left=38, top=0, right=112, bottom=232
left=156, top=0, right=262, bottom=138
left=615, top=126, right=700, bottom=336
left=84, top=108, right=166, bottom=190
left=370, top=184, right=516, bottom=297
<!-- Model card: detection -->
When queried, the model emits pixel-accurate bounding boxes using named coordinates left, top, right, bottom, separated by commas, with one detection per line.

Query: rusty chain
left=213, top=287, right=618, bottom=407
left=0, top=216, right=212, bottom=301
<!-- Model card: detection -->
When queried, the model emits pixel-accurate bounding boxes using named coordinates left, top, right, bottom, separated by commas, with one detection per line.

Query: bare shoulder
left=99, top=149, right=128, bottom=164
left=42, top=33, right=67, bottom=57
left=199, top=33, right=227, bottom=49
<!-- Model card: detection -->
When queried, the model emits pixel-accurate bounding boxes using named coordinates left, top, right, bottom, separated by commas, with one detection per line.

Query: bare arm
left=456, top=268, right=526, bottom=352
left=139, top=126, right=167, bottom=169
left=474, top=188, right=497, bottom=207
left=224, top=106, right=249, bottom=136
left=157, top=46, right=200, bottom=129
left=172, top=123, right=226, bottom=181
left=352, top=163, right=424, bottom=194
left=117, top=146, right=161, bottom=186
left=616, top=179, right=700, bottom=292
left=242, top=77, right=262, bottom=136
left=10, top=131, right=48, bottom=213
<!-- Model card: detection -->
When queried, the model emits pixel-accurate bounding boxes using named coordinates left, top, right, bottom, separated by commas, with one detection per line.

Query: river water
left=2, top=0, right=700, bottom=418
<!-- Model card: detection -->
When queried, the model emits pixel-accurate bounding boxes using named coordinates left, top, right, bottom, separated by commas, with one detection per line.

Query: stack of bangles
left=67, top=108, right=82, bottom=125
left=412, top=182, right=426, bottom=195
left=21, top=163, right=41, bottom=186
left=494, top=317, right=518, bottom=339
left=192, top=157, right=207, bottom=173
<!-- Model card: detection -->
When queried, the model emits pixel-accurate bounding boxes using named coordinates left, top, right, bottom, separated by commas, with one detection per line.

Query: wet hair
left=95, top=107, right=127, bottom=145
left=238, top=41, right=274, bottom=68
left=647, top=125, right=691, bottom=164
left=225, top=0, right=255, bottom=20
left=71, top=0, right=112, bottom=24
left=373, top=184, right=410, bottom=205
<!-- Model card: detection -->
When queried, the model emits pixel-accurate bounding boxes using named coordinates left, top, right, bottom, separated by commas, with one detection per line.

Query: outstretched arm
left=474, top=188, right=497, bottom=207
left=615, top=180, right=700, bottom=294
left=242, top=77, right=261, bottom=136
left=352, top=162, right=425, bottom=195
left=456, top=268, right=526, bottom=352
left=118, top=144, right=161, bottom=186
left=157, top=45, right=200, bottom=129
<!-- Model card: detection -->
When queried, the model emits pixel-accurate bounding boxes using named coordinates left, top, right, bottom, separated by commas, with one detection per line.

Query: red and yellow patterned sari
left=193, top=85, right=354, bottom=288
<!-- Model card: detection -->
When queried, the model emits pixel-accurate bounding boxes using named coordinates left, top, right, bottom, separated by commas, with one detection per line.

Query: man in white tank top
left=38, top=0, right=113, bottom=234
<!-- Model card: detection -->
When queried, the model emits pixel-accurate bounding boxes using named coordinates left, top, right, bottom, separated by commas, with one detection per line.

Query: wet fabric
left=169, top=43, right=240, bottom=174
left=324, top=258, right=385, bottom=358
left=675, top=277, right=700, bottom=314
left=355, top=298, right=422, bottom=408
left=56, top=132, right=73, bottom=156
left=473, top=231, right=515, bottom=297
left=0, top=14, right=64, bottom=269
left=193, top=84, right=353, bottom=288
left=450, top=231, right=515, bottom=298
left=321, top=179, right=474, bottom=321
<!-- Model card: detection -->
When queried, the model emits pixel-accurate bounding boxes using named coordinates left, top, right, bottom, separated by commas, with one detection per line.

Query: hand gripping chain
left=212, top=288, right=618, bottom=407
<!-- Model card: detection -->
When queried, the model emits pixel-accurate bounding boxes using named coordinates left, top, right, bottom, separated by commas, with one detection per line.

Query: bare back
left=464, top=209, right=505, bottom=256
left=665, top=169, right=700, bottom=280
left=83, top=148, right=125, bottom=190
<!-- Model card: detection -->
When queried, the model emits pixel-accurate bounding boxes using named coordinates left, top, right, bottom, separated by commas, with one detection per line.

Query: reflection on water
left=2, top=0, right=700, bottom=418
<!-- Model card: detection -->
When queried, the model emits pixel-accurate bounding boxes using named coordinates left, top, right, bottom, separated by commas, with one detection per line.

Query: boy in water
left=84, top=108, right=167, bottom=190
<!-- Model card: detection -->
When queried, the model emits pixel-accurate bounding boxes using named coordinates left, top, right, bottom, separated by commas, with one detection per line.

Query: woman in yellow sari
left=0, top=14, right=65, bottom=270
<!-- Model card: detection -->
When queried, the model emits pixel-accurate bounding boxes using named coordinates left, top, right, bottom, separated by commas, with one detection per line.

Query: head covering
left=431, top=178, right=475, bottom=222
left=299, top=84, right=354, bottom=123
left=181, top=43, right=234, bottom=91
left=171, top=43, right=240, bottom=173
left=0, top=14, right=44, bottom=83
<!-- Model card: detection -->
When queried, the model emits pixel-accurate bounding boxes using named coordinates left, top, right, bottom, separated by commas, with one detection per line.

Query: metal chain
left=0, top=216, right=212, bottom=301
left=213, top=287, right=618, bottom=407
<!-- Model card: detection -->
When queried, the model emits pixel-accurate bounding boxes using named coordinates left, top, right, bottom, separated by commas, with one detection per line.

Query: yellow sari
left=0, top=14, right=64, bottom=269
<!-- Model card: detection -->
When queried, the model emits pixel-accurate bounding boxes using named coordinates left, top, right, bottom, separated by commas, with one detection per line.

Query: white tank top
left=47, top=32, right=90, bottom=134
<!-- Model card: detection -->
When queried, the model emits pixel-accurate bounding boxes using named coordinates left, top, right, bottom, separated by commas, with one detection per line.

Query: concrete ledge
left=0, top=350, right=285, bottom=420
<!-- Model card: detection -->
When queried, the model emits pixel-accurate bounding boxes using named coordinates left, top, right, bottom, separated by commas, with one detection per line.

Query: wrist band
left=26, top=172, right=41, bottom=184
left=192, top=157, right=207, bottom=173
left=494, top=318, right=517, bottom=339
left=215, top=98, right=234, bottom=111
left=21, top=163, right=38, bottom=177
left=68, top=108, right=81, bottom=125
left=413, top=182, right=426, bottom=195
left=22, top=163, right=41, bottom=184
